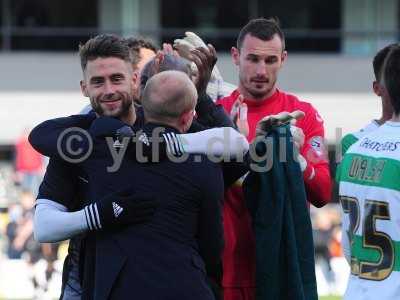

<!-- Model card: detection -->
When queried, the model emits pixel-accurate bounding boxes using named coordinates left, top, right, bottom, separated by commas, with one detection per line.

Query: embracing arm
left=34, top=158, right=87, bottom=242
left=194, top=93, right=235, bottom=129
left=177, top=127, right=249, bottom=158
left=34, top=192, right=158, bottom=243
left=29, top=113, right=96, bottom=157
left=90, top=117, right=249, bottom=159
left=35, top=158, right=158, bottom=242
left=34, top=191, right=158, bottom=243
left=34, top=200, right=88, bottom=242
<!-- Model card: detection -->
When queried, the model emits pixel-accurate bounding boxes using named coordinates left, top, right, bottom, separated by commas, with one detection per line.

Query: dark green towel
left=244, top=126, right=318, bottom=300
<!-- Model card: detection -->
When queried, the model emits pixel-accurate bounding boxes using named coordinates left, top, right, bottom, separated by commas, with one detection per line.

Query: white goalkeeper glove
left=174, top=32, right=235, bottom=101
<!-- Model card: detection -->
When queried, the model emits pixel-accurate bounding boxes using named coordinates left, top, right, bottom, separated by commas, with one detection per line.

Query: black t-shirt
left=38, top=158, right=84, bottom=210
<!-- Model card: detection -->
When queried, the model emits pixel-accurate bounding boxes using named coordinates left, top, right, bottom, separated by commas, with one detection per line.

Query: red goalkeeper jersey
left=217, top=89, right=332, bottom=287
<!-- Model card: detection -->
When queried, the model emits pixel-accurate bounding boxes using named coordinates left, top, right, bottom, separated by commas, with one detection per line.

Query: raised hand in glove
left=174, top=32, right=237, bottom=101
left=83, top=189, right=158, bottom=231
left=174, top=32, right=221, bottom=76
left=174, top=32, right=219, bottom=95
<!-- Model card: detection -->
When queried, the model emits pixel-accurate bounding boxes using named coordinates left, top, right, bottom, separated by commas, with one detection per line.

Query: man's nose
left=103, top=81, right=116, bottom=96
left=255, top=61, right=267, bottom=76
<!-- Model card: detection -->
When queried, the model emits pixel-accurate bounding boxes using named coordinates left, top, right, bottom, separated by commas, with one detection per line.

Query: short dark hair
left=382, top=45, right=400, bottom=115
left=125, top=37, right=158, bottom=70
left=373, top=43, right=398, bottom=81
left=237, top=18, right=285, bottom=51
left=78, top=34, right=131, bottom=71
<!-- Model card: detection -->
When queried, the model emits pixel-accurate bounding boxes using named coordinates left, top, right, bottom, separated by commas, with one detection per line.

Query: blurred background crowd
left=0, top=131, right=67, bottom=299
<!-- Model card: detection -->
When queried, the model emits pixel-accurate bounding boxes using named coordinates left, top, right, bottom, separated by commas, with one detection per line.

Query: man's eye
left=92, top=80, right=103, bottom=85
left=266, top=57, right=278, bottom=64
left=248, top=57, right=258, bottom=63
left=112, top=75, right=124, bottom=82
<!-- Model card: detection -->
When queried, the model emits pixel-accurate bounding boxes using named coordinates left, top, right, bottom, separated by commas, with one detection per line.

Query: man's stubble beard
left=249, top=88, right=272, bottom=100
left=90, top=93, right=134, bottom=119
left=241, top=77, right=276, bottom=101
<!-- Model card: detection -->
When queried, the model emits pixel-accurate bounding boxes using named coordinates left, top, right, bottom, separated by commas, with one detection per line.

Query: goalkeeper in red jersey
left=216, top=18, right=332, bottom=300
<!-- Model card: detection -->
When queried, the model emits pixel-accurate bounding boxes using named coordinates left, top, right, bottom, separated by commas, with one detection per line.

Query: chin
left=246, top=84, right=267, bottom=95
left=249, top=89, right=269, bottom=99
left=102, top=109, right=120, bottom=117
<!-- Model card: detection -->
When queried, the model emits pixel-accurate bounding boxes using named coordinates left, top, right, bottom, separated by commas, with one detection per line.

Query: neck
left=391, top=113, right=400, bottom=122
left=238, top=85, right=276, bottom=101
left=377, top=104, right=393, bottom=125
left=146, top=118, right=182, bottom=133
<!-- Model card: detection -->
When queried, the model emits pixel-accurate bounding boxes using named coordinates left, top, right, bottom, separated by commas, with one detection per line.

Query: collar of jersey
left=384, top=120, right=400, bottom=127
left=144, top=122, right=180, bottom=134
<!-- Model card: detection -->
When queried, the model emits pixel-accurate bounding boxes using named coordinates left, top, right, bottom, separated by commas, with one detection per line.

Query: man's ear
left=180, top=109, right=195, bottom=133
left=281, top=50, right=288, bottom=66
left=373, top=81, right=381, bottom=96
left=231, top=47, right=240, bottom=66
left=132, top=71, right=139, bottom=91
left=80, top=80, right=89, bottom=97
left=153, top=51, right=164, bottom=74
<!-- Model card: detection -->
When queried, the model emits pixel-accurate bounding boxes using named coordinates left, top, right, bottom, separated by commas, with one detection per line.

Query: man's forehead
left=136, top=48, right=156, bottom=71
left=241, top=34, right=283, bottom=56
left=85, top=57, right=132, bottom=76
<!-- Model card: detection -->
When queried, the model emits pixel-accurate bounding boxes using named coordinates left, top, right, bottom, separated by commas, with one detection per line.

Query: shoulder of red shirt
left=217, top=89, right=319, bottom=116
